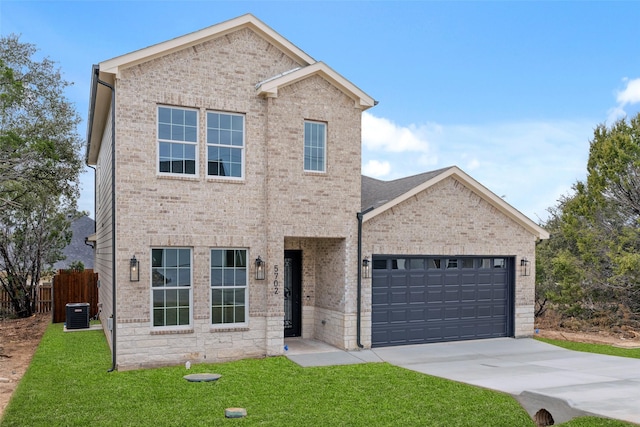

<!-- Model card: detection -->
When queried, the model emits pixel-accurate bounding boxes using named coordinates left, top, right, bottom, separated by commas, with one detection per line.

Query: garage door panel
left=372, top=256, right=513, bottom=347
left=390, top=290, right=408, bottom=304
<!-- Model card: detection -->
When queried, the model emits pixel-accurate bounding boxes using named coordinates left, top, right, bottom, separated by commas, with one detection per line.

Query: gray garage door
left=371, top=256, right=514, bottom=347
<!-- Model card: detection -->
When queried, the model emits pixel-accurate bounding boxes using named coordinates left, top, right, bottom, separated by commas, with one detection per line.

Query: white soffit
left=256, top=62, right=376, bottom=110
left=364, top=166, right=550, bottom=240
left=99, top=14, right=315, bottom=75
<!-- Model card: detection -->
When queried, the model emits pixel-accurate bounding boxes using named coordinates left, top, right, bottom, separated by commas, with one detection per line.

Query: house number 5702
left=273, top=265, right=279, bottom=295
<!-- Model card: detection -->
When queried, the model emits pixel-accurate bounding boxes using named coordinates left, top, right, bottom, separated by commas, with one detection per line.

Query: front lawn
left=0, top=325, right=634, bottom=426
left=535, top=337, right=640, bottom=359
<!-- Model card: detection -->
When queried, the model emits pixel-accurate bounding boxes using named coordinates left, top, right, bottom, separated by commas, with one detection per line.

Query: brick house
left=86, top=14, right=547, bottom=370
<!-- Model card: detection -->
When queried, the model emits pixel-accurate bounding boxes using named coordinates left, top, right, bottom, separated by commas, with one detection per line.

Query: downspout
left=93, top=66, right=117, bottom=372
left=356, top=206, right=374, bottom=349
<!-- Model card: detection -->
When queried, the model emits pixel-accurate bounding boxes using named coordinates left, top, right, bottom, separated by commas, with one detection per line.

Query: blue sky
left=2, top=1, right=640, bottom=222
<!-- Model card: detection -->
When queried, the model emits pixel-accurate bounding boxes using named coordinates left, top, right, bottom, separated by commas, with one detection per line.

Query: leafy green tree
left=537, top=113, right=640, bottom=328
left=0, top=35, right=82, bottom=317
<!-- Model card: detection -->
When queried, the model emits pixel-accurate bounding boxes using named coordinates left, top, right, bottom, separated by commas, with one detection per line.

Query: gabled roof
left=256, top=62, right=376, bottom=109
left=99, top=14, right=315, bottom=76
left=86, top=13, right=376, bottom=165
left=361, top=166, right=549, bottom=240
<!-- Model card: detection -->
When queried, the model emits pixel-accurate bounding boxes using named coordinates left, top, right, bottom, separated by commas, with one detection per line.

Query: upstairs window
left=158, top=107, right=197, bottom=175
left=207, top=112, right=244, bottom=179
left=304, top=121, right=326, bottom=172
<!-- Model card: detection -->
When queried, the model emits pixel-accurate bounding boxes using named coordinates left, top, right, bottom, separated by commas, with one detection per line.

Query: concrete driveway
left=286, top=338, right=640, bottom=425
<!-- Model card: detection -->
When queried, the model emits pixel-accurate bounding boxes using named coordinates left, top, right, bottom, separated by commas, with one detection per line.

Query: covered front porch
left=282, top=236, right=359, bottom=350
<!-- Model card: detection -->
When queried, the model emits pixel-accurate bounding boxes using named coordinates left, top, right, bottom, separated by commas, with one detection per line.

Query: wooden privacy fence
left=53, top=269, right=99, bottom=323
left=0, top=281, right=53, bottom=317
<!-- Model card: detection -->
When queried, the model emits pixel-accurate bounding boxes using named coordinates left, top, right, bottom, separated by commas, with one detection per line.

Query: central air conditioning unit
left=66, top=303, right=90, bottom=329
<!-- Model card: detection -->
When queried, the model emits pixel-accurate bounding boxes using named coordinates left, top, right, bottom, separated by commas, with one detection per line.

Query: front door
left=284, top=250, right=302, bottom=337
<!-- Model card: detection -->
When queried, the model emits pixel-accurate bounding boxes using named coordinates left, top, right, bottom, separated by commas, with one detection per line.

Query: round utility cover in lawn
left=184, top=373, right=221, bottom=382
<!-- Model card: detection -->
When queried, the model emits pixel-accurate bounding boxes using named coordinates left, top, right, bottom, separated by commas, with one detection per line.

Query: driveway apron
left=372, top=338, right=640, bottom=425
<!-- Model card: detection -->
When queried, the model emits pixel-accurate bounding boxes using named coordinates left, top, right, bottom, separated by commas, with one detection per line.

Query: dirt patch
left=0, top=314, right=50, bottom=419
left=535, top=328, right=640, bottom=348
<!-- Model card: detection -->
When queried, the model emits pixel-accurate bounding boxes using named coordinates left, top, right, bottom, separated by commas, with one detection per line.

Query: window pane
left=231, top=115, right=243, bottom=130
left=185, top=160, right=195, bottom=174
left=158, top=107, right=171, bottom=123
left=164, top=249, right=177, bottom=267
left=178, top=249, right=190, bottom=267
left=151, top=248, right=192, bottom=327
left=223, top=307, right=234, bottom=323
left=409, top=259, right=424, bottom=270
left=165, top=308, right=177, bottom=326
left=211, top=269, right=222, bottom=286
left=173, top=109, right=184, bottom=125
left=235, top=250, right=246, bottom=267
left=219, top=130, right=231, bottom=145
left=373, top=259, right=387, bottom=270
left=158, top=107, right=197, bottom=175
left=159, top=124, right=171, bottom=140
left=223, top=269, right=234, bottom=286
left=178, top=308, right=189, bottom=325
left=220, top=114, right=231, bottom=130
left=428, top=259, right=442, bottom=269
left=207, top=112, right=244, bottom=178
left=231, top=131, right=243, bottom=146
left=185, top=110, right=197, bottom=127
left=165, top=289, right=178, bottom=306
left=212, top=289, right=222, bottom=306
left=211, top=250, right=223, bottom=267
left=153, top=290, right=164, bottom=307
left=212, top=307, right=222, bottom=324
left=208, top=113, right=219, bottom=128
left=461, top=259, right=474, bottom=269
left=152, top=249, right=163, bottom=268
left=235, top=306, right=245, bottom=323
left=235, top=288, right=245, bottom=305
left=178, top=269, right=190, bottom=286
left=207, top=129, right=218, bottom=144
left=392, top=259, right=407, bottom=270
left=178, top=289, right=189, bottom=306
left=236, top=268, right=246, bottom=286
left=211, top=249, right=247, bottom=325
left=304, top=121, right=326, bottom=172
left=153, top=309, right=164, bottom=327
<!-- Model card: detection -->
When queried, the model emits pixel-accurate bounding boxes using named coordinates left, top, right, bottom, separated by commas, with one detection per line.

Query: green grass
left=536, top=336, right=640, bottom=359
left=0, top=325, right=634, bottom=427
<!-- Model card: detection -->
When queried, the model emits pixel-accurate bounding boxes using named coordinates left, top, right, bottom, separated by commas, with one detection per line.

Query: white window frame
left=206, top=111, right=245, bottom=180
left=157, top=106, right=199, bottom=176
left=210, top=248, right=249, bottom=327
left=150, top=247, right=193, bottom=330
left=304, top=120, right=327, bottom=173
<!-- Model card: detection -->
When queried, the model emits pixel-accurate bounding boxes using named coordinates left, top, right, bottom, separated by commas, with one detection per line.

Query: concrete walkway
left=285, top=337, right=640, bottom=425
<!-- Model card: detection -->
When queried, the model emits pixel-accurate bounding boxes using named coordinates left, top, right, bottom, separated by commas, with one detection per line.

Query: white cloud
left=362, top=112, right=433, bottom=153
left=617, top=78, right=640, bottom=106
left=608, top=77, right=640, bottom=122
left=362, top=159, right=391, bottom=178
left=466, top=158, right=480, bottom=170
left=361, top=115, right=594, bottom=222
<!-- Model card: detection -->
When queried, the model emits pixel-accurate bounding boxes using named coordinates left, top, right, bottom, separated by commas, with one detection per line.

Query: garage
left=371, top=255, right=514, bottom=347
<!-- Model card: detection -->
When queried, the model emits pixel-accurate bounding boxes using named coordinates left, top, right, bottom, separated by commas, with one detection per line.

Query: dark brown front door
left=284, top=250, right=302, bottom=337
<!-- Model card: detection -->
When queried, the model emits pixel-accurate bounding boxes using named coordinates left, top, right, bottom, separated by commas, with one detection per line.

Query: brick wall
left=362, top=176, right=538, bottom=346
left=105, top=26, right=363, bottom=368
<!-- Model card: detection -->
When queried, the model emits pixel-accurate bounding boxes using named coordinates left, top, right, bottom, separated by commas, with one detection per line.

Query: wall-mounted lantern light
left=255, top=256, right=265, bottom=280
left=520, top=257, right=530, bottom=277
left=362, top=256, right=370, bottom=279
left=130, top=255, right=140, bottom=282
